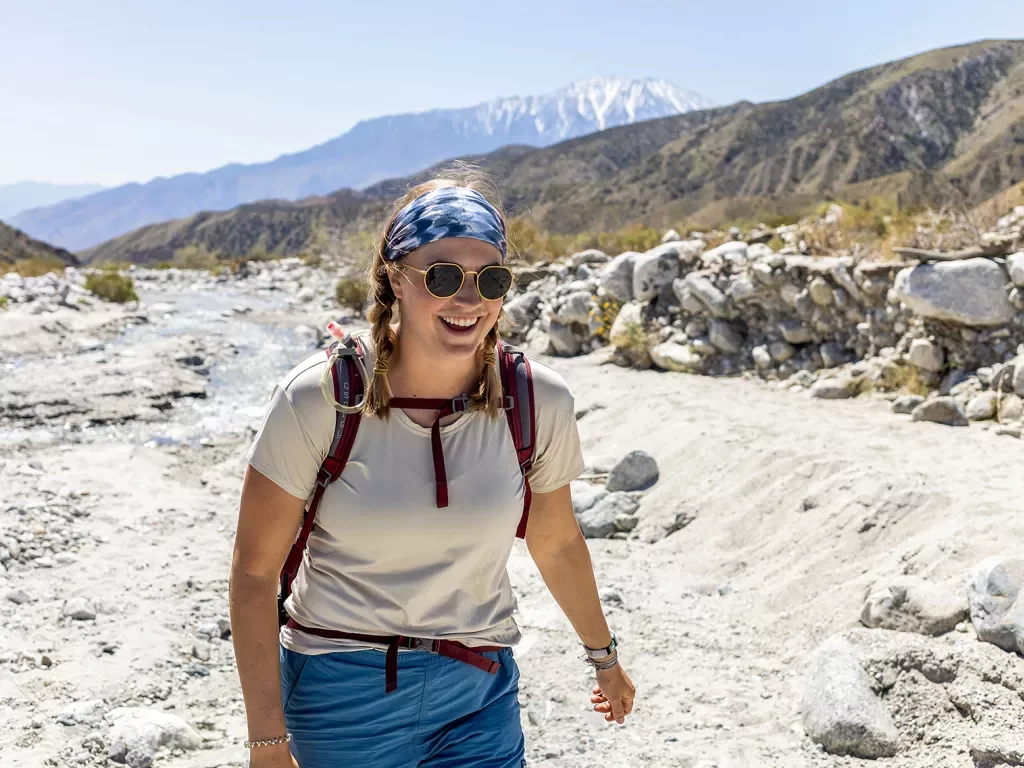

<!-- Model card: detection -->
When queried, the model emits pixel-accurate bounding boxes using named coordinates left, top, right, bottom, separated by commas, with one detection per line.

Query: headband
left=383, top=187, right=507, bottom=263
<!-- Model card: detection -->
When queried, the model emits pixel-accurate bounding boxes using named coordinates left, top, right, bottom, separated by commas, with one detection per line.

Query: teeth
left=441, top=317, right=478, bottom=328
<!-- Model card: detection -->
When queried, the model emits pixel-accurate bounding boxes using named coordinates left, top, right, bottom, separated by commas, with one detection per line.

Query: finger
left=590, top=695, right=607, bottom=704
left=592, top=685, right=602, bottom=694
left=610, top=698, right=626, bottom=724
left=623, top=697, right=634, bottom=715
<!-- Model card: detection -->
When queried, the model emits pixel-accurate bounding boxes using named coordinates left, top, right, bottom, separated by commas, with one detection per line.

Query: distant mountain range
left=0, top=181, right=105, bottom=220
left=11, top=77, right=714, bottom=251
left=81, top=40, right=1024, bottom=267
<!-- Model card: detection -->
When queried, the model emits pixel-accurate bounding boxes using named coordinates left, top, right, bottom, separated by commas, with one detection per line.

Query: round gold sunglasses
left=402, top=262, right=514, bottom=301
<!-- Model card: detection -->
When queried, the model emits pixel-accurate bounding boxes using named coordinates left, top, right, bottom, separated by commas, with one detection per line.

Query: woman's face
left=390, top=237, right=505, bottom=363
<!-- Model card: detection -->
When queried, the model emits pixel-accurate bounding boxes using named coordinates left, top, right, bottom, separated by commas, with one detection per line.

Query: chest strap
left=388, top=395, right=469, bottom=508
left=285, top=618, right=501, bottom=693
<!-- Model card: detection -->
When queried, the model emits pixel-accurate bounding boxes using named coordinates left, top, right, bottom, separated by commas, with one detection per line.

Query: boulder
left=708, top=320, right=745, bottom=354
left=701, top=241, right=749, bottom=268
left=860, top=577, right=967, bottom=636
left=63, top=597, right=96, bottom=621
left=907, top=339, right=944, bottom=373
left=893, top=259, right=1014, bottom=327
left=661, top=229, right=681, bottom=243
left=752, top=346, right=773, bottom=369
left=747, top=243, right=776, bottom=261
left=547, top=320, right=581, bottom=357
left=606, top=451, right=659, bottom=492
left=633, top=244, right=682, bottom=302
left=608, top=301, right=645, bottom=349
left=598, top=252, right=638, bottom=303
left=107, top=708, right=202, bottom=764
left=578, top=493, right=640, bottom=539
left=967, top=556, right=1024, bottom=654
left=1007, top=251, right=1024, bottom=288
left=810, top=378, right=858, bottom=400
left=1014, top=359, right=1024, bottom=398
left=680, top=273, right=732, bottom=319
left=651, top=342, right=703, bottom=373
left=1000, top=394, right=1024, bottom=423
left=808, top=277, right=834, bottom=306
left=911, top=397, right=969, bottom=427
left=570, top=249, right=610, bottom=268
left=801, top=637, right=900, bottom=758
left=553, top=291, right=593, bottom=326
left=769, top=341, right=796, bottom=363
left=779, top=318, right=813, bottom=344
left=505, top=292, right=543, bottom=332
left=820, top=342, right=853, bottom=369
left=967, top=391, right=999, bottom=421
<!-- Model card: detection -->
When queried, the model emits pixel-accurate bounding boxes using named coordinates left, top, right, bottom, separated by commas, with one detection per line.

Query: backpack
left=277, top=331, right=537, bottom=627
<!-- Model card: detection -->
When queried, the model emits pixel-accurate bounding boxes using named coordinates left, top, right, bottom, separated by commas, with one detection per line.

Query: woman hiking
left=229, top=169, right=636, bottom=767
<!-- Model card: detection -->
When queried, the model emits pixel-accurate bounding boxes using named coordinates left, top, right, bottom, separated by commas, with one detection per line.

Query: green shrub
left=85, top=269, right=139, bottom=303
left=0, top=296, right=8, bottom=310
left=171, top=245, right=219, bottom=270
left=335, top=275, right=368, bottom=310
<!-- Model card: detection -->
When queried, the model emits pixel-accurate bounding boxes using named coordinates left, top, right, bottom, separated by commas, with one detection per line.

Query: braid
left=365, top=264, right=396, bottom=418
left=471, top=314, right=504, bottom=417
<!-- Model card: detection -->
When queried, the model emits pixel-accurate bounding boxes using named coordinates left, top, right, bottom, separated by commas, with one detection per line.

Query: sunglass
left=403, top=263, right=514, bottom=301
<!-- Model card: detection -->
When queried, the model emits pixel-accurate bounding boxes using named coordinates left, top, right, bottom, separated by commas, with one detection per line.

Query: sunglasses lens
left=424, top=264, right=464, bottom=297
left=478, top=266, right=513, bottom=300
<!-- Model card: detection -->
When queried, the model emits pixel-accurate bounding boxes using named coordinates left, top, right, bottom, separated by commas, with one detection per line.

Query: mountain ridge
left=12, top=77, right=713, bottom=251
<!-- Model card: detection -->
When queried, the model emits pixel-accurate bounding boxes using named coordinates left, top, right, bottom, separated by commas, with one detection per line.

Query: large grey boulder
left=967, top=556, right=1024, bottom=654
left=700, top=241, right=749, bottom=268
left=911, top=397, right=969, bottom=427
left=801, top=637, right=900, bottom=758
left=967, top=391, right=999, bottom=421
left=598, top=252, right=638, bottom=303
left=633, top=244, right=682, bottom=302
left=860, top=577, right=967, bottom=636
left=606, top=451, right=659, bottom=492
left=107, top=708, right=202, bottom=764
left=810, top=378, right=858, bottom=400
left=779, top=318, right=813, bottom=344
left=891, top=395, right=925, bottom=414
left=547, top=320, right=581, bottom=357
left=571, top=249, right=610, bottom=268
left=608, top=301, right=645, bottom=349
left=893, top=259, right=1015, bottom=327
left=577, top=493, right=640, bottom=539
left=504, top=292, right=542, bottom=332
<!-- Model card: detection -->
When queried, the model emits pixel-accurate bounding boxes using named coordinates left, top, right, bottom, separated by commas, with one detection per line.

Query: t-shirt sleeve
left=526, top=360, right=586, bottom=494
left=245, top=357, right=335, bottom=501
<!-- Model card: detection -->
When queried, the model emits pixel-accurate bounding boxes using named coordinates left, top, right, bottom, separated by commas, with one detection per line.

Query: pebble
left=62, top=597, right=97, bottom=621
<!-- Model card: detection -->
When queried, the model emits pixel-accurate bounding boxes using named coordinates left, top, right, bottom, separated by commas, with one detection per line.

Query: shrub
left=335, top=275, right=368, bottom=311
left=0, top=296, right=8, bottom=310
left=4, top=257, right=68, bottom=278
left=85, top=269, right=139, bottom=303
left=171, top=245, right=219, bottom=271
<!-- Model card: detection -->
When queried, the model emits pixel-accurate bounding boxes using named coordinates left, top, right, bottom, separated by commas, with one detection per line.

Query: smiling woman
left=230, top=166, right=636, bottom=768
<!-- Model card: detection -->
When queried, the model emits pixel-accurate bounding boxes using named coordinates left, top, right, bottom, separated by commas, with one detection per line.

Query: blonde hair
left=363, top=165, right=510, bottom=420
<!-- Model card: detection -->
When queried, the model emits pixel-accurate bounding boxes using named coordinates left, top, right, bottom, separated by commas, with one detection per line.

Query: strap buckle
left=503, top=395, right=515, bottom=411
left=408, top=637, right=441, bottom=653
left=315, top=466, right=333, bottom=488
left=451, top=395, right=470, bottom=413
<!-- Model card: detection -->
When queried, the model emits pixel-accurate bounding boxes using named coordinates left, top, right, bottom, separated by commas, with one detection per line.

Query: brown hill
left=0, top=220, right=80, bottom=270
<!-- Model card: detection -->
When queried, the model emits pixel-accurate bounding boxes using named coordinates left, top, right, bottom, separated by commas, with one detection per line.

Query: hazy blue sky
left=2, top=0, right=1020, bottom=186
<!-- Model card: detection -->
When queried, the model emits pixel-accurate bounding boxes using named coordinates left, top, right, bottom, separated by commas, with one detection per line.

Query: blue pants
left=280, top=644, right=526, bottom=767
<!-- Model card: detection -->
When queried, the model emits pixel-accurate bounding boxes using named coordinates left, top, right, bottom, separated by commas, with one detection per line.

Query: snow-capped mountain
left=13, top=77, right=714, bottom=251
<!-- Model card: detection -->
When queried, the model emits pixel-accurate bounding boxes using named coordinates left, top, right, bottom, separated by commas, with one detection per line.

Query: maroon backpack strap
left=278, top=335, right=365, bottom=624
left=498, top=341, right=536, bottom=539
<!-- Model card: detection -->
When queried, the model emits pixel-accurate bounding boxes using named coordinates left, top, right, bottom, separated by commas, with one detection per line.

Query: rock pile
left=802, top=555, right=1024, bottom=760
left=571, top=450, right=660, bottom=539
left=505, top=205, right=1024, bottom=433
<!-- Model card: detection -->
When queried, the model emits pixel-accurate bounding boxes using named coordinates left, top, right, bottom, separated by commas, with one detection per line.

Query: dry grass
left=2, top=256, right=69, bottom=278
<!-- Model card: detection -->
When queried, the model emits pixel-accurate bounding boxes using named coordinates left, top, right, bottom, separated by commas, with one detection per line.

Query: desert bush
left=172, top=245, right=219, bottom=271
left=85, top=269, right=139, bottom=303
left=0, top=296, right=8, bottom=310
left=335, top=275, right=368, bottom=311
left=4, top=257, right=68, bottom=278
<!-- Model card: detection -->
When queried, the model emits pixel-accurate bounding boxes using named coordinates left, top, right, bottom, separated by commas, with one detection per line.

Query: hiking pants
left=279, top=644, right=527, bottom=767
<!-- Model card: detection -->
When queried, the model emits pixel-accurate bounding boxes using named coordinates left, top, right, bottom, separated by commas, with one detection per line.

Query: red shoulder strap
left=498, top=341, right=536, bottom=539
left=279, top=336, right=365, bottom=618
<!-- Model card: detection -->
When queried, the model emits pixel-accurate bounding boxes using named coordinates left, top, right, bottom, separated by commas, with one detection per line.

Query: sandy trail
left=1, top=304, right=1022, bottom=768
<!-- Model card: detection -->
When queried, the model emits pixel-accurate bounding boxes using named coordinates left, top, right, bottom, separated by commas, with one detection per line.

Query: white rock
left=661, top=229, right=681, bottom=243
left=968, top=556, right=1024, bottom=654
left=1007, top=251, right=1024, bottom=288
left=107, top=708, right=202, bottom=762
left=570, top=481, right=607, bottom=516
left=907, top=339, right=945, bottom=373
left=58, top=700, right=106, bottom=726
left=632, top=244, right=682, bottom=302
left=650, top=342, right=703, bottom=373
left=893, top=259, right=1015, bottom=327
left=63, top=597, right=96, bottom=621
left=967, top=391, right=998, bottom=421
left=598, top=252, right=638, bottom=303
left=860, top=577, right=967, bottom=635
left=608, top=301, right=645, bottom=349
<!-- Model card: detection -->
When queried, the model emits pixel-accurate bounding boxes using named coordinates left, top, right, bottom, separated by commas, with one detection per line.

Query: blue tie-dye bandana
left=383, top=187, right=507, bottom=262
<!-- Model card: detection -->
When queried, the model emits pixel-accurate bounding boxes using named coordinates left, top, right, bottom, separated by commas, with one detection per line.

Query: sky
left=1, top=0, right=1021, bottom=187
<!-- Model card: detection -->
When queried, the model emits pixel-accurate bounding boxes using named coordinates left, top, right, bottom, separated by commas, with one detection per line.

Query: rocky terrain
left=2, top=220, right=1023, bottom=767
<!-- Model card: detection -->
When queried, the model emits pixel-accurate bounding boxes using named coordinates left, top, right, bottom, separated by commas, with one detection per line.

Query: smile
left=440, top=316, right=480, bottom=331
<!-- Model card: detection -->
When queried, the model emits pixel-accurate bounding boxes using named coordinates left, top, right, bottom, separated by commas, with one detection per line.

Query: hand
left=590, top=662, right=636, bottom=725
left=247, top=742, right=299, bottom=768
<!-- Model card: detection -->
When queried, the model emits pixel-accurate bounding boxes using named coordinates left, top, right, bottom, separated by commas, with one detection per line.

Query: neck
left=386, top=330, right=482, bottom=400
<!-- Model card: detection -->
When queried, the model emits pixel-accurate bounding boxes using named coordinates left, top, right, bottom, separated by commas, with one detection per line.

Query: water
left=2, top=283, right=325, bottom=449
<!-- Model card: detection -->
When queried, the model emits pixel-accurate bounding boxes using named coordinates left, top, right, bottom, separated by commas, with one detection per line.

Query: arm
left=525, top=485, right=612, bottom=650
left=229, top=466, right=306, bottom=763
left=525, top=484, right=636, bottom=724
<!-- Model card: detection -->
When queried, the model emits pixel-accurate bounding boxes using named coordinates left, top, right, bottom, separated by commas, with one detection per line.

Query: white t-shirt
left=245, top=330, right=585, bottom=654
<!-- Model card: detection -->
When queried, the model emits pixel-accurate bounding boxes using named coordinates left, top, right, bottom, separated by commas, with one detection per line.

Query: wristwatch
left=584, top=630, right=618, bottom=659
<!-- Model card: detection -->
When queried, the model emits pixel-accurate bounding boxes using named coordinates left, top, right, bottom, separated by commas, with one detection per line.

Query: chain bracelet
left=244, top=733, right=292, bottom=749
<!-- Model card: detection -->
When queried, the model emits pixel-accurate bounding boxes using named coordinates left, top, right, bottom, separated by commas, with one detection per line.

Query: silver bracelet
left=584, top=650, right=619, bottom=670
left=245, top=733, right=292, bottom=749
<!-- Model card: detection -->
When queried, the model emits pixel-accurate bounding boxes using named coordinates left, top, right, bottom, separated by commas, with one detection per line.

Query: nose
left=451, top=271, right=482, bottom=306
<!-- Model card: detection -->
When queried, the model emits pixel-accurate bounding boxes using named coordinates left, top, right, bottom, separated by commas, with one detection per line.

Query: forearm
left=530, top=533, right=613, bottom=650
left=228, top=570, right=289, bottom=742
